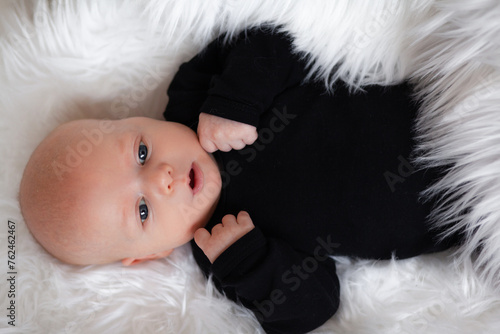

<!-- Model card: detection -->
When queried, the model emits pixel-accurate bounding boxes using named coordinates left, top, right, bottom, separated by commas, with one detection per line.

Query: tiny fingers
left=211, top=222, right=224, bottom=234
left=199, top=137, right=218, bottom=153
left=217, top=142, right=233, bottom=152
left=237, top=211, right=255, bottom=231
left=221, top=214, right=237, bottom=225
left=213, top=139, right=246, bottom=152
left=197, top=113, right=258, bottom=153
left=230, top=139, right=246, bottom=150
left=195, top=212, right=254, bottom=263
left=242, top=130, right=258, bottom=146
left=194, top=228, right=211, bottom=248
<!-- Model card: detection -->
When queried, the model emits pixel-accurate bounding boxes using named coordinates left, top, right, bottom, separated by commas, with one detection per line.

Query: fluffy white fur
left=1, top=0, right=500, bottom=333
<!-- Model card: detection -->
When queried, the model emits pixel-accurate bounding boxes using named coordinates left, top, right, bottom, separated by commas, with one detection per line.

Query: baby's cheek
left=176, top=200, right=204, bottom=227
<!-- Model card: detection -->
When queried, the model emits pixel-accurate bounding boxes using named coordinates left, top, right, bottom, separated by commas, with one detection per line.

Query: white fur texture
left=1, top=0, right=500, bottom=333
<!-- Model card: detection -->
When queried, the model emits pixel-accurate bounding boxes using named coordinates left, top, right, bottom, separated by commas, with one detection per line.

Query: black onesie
left=164, top=27, right=458, bottom=334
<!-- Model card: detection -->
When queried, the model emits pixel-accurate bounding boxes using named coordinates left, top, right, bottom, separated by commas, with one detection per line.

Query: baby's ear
left=121, top=249, right=173, bottom=266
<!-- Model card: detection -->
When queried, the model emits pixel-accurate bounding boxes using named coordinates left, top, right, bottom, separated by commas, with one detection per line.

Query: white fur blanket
left=1, top=0, right=500, bottom=333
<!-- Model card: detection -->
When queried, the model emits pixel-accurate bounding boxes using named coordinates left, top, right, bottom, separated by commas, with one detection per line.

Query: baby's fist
left=197, top=113, right=258, bottom=153
left=194, top=211, right=255, bottom=263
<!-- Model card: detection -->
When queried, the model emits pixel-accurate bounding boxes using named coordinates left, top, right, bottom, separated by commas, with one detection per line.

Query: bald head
left=19, top=116, right=221, bottom=267
left=19, top=119, right=119, bottom=265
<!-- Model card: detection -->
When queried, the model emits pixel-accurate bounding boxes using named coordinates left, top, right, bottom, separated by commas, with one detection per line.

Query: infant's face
left=66, top=117, right=222, bottom=263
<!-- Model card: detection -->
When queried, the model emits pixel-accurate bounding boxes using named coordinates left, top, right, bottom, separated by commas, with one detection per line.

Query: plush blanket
left=1, top=0, right=500, bottom=333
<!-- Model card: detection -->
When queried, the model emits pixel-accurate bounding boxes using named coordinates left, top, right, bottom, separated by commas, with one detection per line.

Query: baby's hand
left=197, top=113, right=258, bottom=153
left=194, top=211, right=255, bottom=263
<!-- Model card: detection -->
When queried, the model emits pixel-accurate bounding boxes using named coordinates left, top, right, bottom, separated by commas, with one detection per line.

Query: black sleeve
left=164, top=27, right=307, bottom=129
left=191, top=227, right=340, bottom=334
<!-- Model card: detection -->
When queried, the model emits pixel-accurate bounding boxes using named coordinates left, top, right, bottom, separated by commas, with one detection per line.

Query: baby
left=19, top=27, right=462, bottom=334
left=19, top=117, right=224, bottom=266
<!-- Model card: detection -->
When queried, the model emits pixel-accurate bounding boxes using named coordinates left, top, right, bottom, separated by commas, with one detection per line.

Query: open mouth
left=189, top=168, right=195, bottom=189
left=188, top=162, right=203, bottom=195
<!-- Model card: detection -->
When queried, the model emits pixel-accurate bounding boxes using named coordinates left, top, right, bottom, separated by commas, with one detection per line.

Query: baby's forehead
left=43, top=119, right=101, bottom=148
left=52, top=117, right=162, bottom=143
left=54, top=119, right=125, bottom=153
left=41, top=119, right=124, bottom=182
left=56, top=119, right=118, bottom=138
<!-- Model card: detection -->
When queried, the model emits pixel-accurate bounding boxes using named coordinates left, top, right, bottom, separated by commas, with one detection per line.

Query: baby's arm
left=197, top=113, right=258, bottom=153
left=193, top=211, right=340, bottom=334
left=165, top=27, right=306, bottom=150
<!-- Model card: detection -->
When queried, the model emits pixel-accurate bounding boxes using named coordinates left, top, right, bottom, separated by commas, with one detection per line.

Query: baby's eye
left=138, top=141, right=148, bottom=165
left=139, top=198, right=149, bottom=223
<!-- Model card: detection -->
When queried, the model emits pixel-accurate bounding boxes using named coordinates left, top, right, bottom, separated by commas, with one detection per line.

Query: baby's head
left=19, top=117, right=221, bottom=265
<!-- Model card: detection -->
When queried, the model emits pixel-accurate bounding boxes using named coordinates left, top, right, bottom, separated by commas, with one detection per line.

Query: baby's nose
left=150, top=163, right=174, bottom=195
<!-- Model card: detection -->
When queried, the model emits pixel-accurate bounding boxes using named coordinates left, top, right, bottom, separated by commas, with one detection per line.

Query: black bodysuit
left=164, top=27, right=459, bottom=334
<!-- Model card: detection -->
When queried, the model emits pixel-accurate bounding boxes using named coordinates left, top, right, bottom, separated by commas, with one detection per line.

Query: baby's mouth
left=189, top=168, right=195, bottom=190
left=189, top=162, right=204, bottom=195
